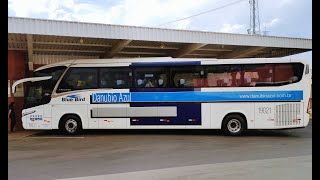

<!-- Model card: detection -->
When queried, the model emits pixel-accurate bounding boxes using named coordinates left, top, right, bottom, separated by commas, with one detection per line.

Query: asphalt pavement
left=8, top=122, right=312, bottom=180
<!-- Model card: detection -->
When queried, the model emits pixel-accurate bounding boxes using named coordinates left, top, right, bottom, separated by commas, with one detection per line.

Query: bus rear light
left=293, top=118, right=301, bottom=122
left=307, top=98, right=311, bottom=114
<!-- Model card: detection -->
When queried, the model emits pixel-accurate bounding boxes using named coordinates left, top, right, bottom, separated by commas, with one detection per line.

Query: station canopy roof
left=8, top=17, right=312, bottom=65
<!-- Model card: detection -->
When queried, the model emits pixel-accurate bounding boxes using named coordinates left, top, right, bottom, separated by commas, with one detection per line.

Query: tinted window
left=57, top=68, right=98, bottom=93
left=274, top=63, right=304, bottom=85
left=171, top=66, right=203, bottom=88
left=205, top=65, right=242, bottom=87
left=134, top=67, right=168, bottom=88
left=34, top=66, right=67, bottom=89
left=242, top=64, right=274, bottom=87
left=34, top=66, right=66, bottom=80
left=100, top=67, right=132, bottom=89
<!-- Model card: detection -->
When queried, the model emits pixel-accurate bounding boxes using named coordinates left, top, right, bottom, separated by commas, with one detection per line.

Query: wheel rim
left=227, top=119, right=242, bottom=133
left=65, top=119, right=77, bottom=133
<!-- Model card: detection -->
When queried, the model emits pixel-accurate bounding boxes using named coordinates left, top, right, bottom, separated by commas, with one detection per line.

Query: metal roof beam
left=126, top=45, right=179, bottom=50
left=197, top=48, right=233, bottom=52
left=34, top=49, right=104, bottom=54
left=8, top=40, right=113, bottom=47
left=104, top=39, right=132, bottom=58
left=118, top=51, right=167, bottom=55
left=26, top=34, right=34, bottom=70
left=219, top=46, right=265, bottom=58
left=269, top=49, right=308, bottom=57
left=172, top=43, right=207, bottom=58
left=188, top=53, right=218, bottom=57
left=8, top=40, right=27, bottom=44
left=8, top=47, right=27, bottom=51
left=34, top=41, right=112, bottom=47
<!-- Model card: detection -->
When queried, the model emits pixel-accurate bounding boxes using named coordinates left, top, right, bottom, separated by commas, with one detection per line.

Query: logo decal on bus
left=62, top=94, right=85, bottom=102
left=30, top=115, right=43, bottom=121
left=92, top=93, right=131, bottom=103
left=67, top=95, right=80, bottom=98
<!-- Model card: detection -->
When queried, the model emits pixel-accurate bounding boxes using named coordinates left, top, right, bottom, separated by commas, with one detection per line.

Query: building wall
left=8, top=50, right=27, bottom=131
left=34, top=64, right=45, bottom=70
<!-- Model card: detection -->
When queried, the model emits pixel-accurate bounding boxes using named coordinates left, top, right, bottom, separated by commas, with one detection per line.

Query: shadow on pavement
left=31, top=127, right=310, bottom=137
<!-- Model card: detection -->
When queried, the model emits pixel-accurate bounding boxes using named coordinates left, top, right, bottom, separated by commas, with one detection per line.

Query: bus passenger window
left=244, top=77, right=256, bottom=87
left=57, top=68, right=98, bottom=93
left=134, top=67, right=168, bottom=88
left=290, top=76, right=298, bottom=83
left=99, top=67, right=132, bottom=89
left=171, top=66, right=203, bottom=88
left=274, top=63, right=304, bottom=85
left=100, top=73, right=110, bottom=88
left=158, top=79, right=164, bottom=88
left=205, top=65, right=241, bottom=87
left=243, top=64, right=273, bottom=87
left=223, top=78, right=230, bottom=86
left=216, top=79, right=222, bottom=86
left=85, top=75, right=97, bottom=88
left=145, top=78, right=157, bottom=87
left=178, top=79, right=185, bottom=88
left=115, top=79, right=126, bottom=88
left=136, top=79, right=145, bottom=87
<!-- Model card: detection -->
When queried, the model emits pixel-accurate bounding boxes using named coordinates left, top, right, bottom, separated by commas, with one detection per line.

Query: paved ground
left=9, top=123, right=312, bottom=180
left=8, top=130, right=42, bottom=141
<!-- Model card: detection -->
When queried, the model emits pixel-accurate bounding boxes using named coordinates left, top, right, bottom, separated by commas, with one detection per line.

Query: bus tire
left=222, top=114, right=246, bottom=136
left=60, top=115, right=82, bottom=135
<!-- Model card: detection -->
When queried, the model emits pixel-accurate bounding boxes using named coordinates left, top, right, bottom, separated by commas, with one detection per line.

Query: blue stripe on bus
left=91, top=90, right=303, bottom=103
left=130, top=88, right=200, bottom=92
left=131, top=61, right=201, bottom=66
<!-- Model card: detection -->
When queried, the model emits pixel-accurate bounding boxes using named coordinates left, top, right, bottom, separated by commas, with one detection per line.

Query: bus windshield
left=24, top=66, right=67, bottom=108
left=24, top=80, right=52, bottom=108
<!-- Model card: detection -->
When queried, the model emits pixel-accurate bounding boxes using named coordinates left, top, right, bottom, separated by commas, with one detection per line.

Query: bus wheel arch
left=221, top=112, right=247, bottom=136
left=59, top=114, right=83, bottom=135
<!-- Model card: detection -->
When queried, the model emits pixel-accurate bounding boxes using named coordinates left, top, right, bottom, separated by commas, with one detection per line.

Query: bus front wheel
left=60, top=115, right=82, bottom=135
left=222, top=114, right=246, bottom=136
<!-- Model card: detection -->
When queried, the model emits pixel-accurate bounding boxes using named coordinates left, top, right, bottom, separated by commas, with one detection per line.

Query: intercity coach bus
left=12, top=57, right=311, bottom=135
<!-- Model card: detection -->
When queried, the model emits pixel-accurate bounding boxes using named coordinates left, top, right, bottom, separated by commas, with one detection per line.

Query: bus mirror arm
left=12, top=86, right=16, bottom=94
left=11, top=76, right=52, bottom=94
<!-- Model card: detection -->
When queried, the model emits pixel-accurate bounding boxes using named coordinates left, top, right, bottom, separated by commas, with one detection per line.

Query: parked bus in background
left=12, top=57, right=311, bottom=135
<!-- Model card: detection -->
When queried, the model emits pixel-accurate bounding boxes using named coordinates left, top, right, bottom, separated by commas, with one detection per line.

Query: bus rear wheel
left=60, top=115, right=82, bottom=135
left=222, top=114, right=246, bottom=136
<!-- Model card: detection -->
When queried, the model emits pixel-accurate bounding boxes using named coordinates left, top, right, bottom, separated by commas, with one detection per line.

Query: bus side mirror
left=12, top=83, right=19, bottom=94
left=12, top=87, right=16, bottom=94
left=11, top=76, right=53, bottom=94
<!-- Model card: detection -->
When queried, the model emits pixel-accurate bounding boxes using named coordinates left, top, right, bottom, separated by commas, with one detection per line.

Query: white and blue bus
left=12, top=57, right=311, bottom=135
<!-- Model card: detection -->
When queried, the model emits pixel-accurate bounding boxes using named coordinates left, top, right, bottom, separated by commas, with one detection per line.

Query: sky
left=8, top=0, right=312, bottom=67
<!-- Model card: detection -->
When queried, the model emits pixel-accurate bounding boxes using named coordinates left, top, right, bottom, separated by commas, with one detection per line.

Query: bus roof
left=34, top=57, right=308, bottom=72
